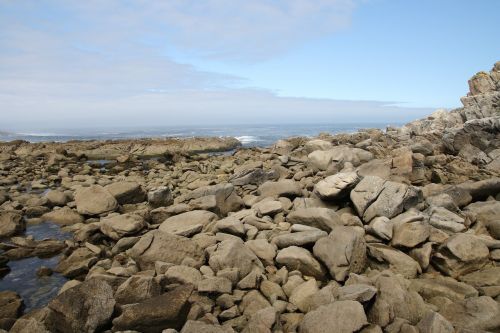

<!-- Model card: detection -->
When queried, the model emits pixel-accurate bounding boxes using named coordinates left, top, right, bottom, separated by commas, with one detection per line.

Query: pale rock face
left=276, top=246, right=327, bottom=280
left=100, top=213, right=146, bottom=240
left=286, top=208, right=343, bottom=232
left=299, top=300, right=368, bottom=333
left=105, top=181, right=146, bottom=205
left=313, top=226, right=366, bottom=282
left=314, top=172, right=361, bottom=200
left=75, top=185, right=118, bottom=215
left=159, top=210, right=218, bottom=236
left=367, top=244, right=421, bottom=279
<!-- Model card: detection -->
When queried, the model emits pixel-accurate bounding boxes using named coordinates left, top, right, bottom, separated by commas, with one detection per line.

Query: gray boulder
left=276, top=246, right=326, bottom=280
left=75, top=185, right=118, bottom=216
left=299, top=300, right=368, bottom=333
left=287, top=208, right=342, bottom=232
left=105, top=181, right=146, bottom=205
left=100, top=213, right=146, bottom=240
left=314, top=172, right=361, bottom=200
left=159, top=210, right=218, bottom=237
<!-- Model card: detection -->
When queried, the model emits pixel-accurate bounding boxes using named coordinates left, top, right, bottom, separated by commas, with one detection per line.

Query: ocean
left=0, top=123, right=400, bottom=148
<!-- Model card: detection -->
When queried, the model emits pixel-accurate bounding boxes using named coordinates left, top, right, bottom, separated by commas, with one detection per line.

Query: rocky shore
left=0, top=62, right=499, bottom=333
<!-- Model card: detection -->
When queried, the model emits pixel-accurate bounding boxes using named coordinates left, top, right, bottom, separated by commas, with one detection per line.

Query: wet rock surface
left=0, top=62, right=499, bottom=332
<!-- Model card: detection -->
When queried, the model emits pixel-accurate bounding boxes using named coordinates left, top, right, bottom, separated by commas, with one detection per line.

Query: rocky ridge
left=0, top=62, right=499, bottom=333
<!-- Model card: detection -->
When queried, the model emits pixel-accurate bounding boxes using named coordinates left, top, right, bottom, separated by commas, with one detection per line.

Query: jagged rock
left=129, top=230, right=205, bottom=270
left=242, top=306, right=276, bottom=333
left=147, top=186, right=174, bottom=208
left=299, top=300, right=368, bottom=333
left=112, top=285, right=194, bottom=333
left=314, top=172, right=361, bottom=200
left=432, top=233, right=489, bottom=278
left=460, top=266, right=500, bottom=291
left=100, top=213, right=146, bottom=240
left=198, top=277, right=232, bottom=294
left=41, top=207, right=84, bottom=225
left=159, top=210, right=218, bottom=236
left=286, top=208, right=342, bottom=232
left=75, top=185, right=118, bottom=216
left=258, top=180, right=302, bottom=198
left=115, top=275, right=161, bottom=305
left=416, top=312, right=454, bottom=333
left=230, top=163, right=278, bottom=186
left=367, top=244, right=421, bottom=278
left=252, top=200, right=283, bottom=217
left=351, top=176, right=422, bottom=222
left=289, top=279, right=319, bottom=312
left=313, top=226, right=366, bottom=282
left=240, top=290, right=271, bottom=317
left=333, top=284, right=377, bottom=303
left=0, top=212, right=24, bottom=237
left=304, top=139, right=333, bottom=153
left=47, top=278, right=115, bottom=333
left=276, top=246, right=326, bottom=279
left=209, top=238, right=264, bottom=280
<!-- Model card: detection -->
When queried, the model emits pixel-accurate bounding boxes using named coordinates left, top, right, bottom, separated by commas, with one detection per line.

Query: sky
left=0, top=0, right=499, bottom=130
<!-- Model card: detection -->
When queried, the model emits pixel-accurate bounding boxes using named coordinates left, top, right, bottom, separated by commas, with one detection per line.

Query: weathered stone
left=299, top=300, right=368, bottom=333
left=392, top=221, right=430, bottom=248
left=214, top=216, right=245, bottom=237
left=47, top=279, right=115, bottom=333
left=129, top=230, right=205, bottom=270
left=0, top=291, right=22, bottom=320
left=432, top=233, right=489, bottom=278
left=308, top=146, right=373, bottom=171
left=367, top=244, right=421, bottom=278
left=439, top=296, right=500, bottom=331
left=44, top=190, right=68, bottom=207
left=252, top=200, right=283, bottom=216
left=159, top=210, right=218, bottom=236
left=257, top=179, right=302, bottom=199
left=165, top=265, right=202, bottom=285
left=75, top=185, right=118, bottom=215
left=313, top=226, right=366, bottom=282
left=290, top=279, right=319, bottom=312
left=198, top=277, right=232, bottom=294
left=366, top=216, right=393, bottom=240
left=272, top=230, right=327, bottom=248
left=417, top=311, right=454, bottom=333
left=334, top=284, right=377, bottom=303
left=112, top=285, right=194, bottom=333
left=181, top=320, right=234, bottom=333
left=147, top=186, right=173, bottom=208
left=115, top=275, right=161, bottom=305
left=276, top=246, right=326, bottom=280
left=245, top=239, right=277, bottom=266
left=409, top=275, right=478, bottom=301
left=100, top=213, right=146, bottom=240
left=105, top=181, right=146, bottom=204
left=56, top=247, right=98, bottom=278
left=0, top=212, right=24, bottom=237
left=428, top=207, right=465, bottom=233
left=287, top=208, right=342, bottom=232
left=314, top=172, right=361, bottom=200
left=41, top=207, right=84, bottom=225
left=464, top=200, right=500, bottom=239
left=209, top=238, right=264, bottom=279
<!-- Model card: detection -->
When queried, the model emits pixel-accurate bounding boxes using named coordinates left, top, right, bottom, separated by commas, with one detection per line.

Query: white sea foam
left=235, top=136, right=262, bottom=144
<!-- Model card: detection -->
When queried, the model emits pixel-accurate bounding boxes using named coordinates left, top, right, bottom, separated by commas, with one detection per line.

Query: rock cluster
left=0, top=62, right=499, bottom=332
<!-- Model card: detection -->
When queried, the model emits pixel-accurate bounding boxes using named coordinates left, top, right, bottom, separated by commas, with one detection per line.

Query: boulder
left=47, top=279, right=115, bottom=333
left=428, top=206, right=466, bottom=233
left=41, top=207, right=84, bottom=225
left=314, top=172, right=361, bottom=200
left=105, top=181, right=146, bottom=205
left=367, top=244, right=421, bottom=278
left=179, top=183, right=243, bottom=216
left=289, top=279, right=319, bottom=312
left=75, top=185, right=118, bottom=216
left=308, top=146, right=373, bottom=171
left=147, top=186, right=173, bottom=208
left=313, top=226, right=366, bottom=282
left=432, top=233, right=489, bottom=278
left=100, top=213, right=146, bottom=240
left=230, top=164, right=278, bottom=186
left=115, top=275, right=161, bottom=305
left=0, top=212, right=24, bottom=237
left=209, top=238, right=264, bottom=280
left=299, top=300, right=368, bottom=333
left=245, top=239, right=277, bottom=266
left=112, top=285, right=194, bottom=333
left=159, top=210, right=218, bottom=237
left=165, top=265, right=203, bottom=285
left=460, top=266, right=500, bottom=290
left=416, top=312, right=454, bottom=333
left=439, top=296, right=500, bottom=331
left=286, top=208, right=342, bottom=232
left=181, top=320, right=234, bottom=333
left=391, top=221, right=430, bottom=248
left=55, top=247, right=98, bottom=278
left=258, top=180, right=302, bottom=198
left=129, top=230, right=205, bottom=270
left=366, top=216, right=393, bottom=240
left=272, top=230, right=327, bottom=248
left=44, top=190, right=68, bottom=207
left=0, top=291, right=22, bottom=320
left=276, top=246, right=327, bottom=280
left=464, top=200, right=500, bottom=239
left=351, top=176, right=422, bottom=222
left=409, top=275, right=478, bottom=301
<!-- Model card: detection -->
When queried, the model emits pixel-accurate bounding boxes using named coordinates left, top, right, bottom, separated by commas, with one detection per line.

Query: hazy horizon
left=1, top=1, right=499, bottom=131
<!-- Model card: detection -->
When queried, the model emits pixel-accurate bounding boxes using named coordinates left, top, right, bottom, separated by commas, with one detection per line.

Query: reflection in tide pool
left=0, top=222, right=72, bottom=312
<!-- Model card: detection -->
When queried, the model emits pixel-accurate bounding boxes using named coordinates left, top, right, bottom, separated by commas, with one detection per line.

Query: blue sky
left=0, top=0, right=499, bottom=129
